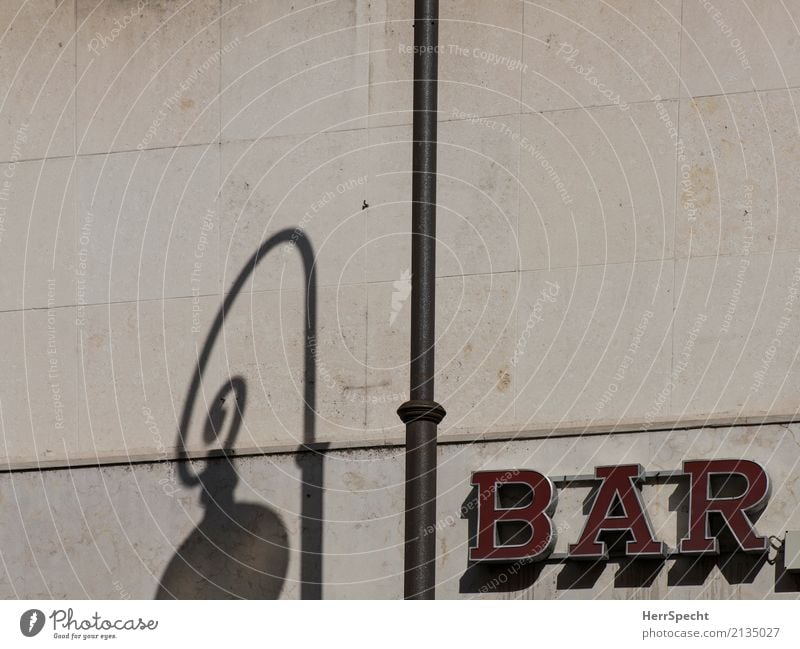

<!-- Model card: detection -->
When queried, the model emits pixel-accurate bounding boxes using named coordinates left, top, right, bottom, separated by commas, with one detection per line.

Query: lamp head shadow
left=196, top=377, right=247, bottom=510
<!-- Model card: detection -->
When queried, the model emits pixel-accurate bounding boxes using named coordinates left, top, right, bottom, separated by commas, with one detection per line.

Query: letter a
left=569, top=465, right=666, bottom=559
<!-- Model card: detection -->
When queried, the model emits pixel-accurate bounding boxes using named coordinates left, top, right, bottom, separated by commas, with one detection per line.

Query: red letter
left=679, top=459, right=770, bottom=554
left=569, top=464, right=666, bottom=559
left=469, top=470, right=557, bottom=562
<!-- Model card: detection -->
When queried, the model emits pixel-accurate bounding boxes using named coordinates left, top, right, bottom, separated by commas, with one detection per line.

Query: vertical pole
left=397, top=0, right=445, bottom=601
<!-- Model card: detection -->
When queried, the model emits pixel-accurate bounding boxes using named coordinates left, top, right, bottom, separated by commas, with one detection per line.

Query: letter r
left=469, top=470, right=557, bottom=562
left=679, top=459, right=770, bottom=554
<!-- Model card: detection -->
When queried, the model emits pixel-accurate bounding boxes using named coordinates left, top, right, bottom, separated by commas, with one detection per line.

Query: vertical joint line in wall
left=518, top=7, right=524, bottom=417
left=218, top=0, right=222, bottom=148
left=517, top=2, right=524, bottom=265
left=670, top=0, right=687, bottom=418
left=514, top=111, right=521, bottom=425
left=678, top=0, right=685, bottom=105
left=366, top=0, right=372, bottom=130
left=218, top=0, right=223, bottom=303
left=73, top=0, right=80, bottom=435
left=74, top=0, right=77, bottom=161
left=364, top=1, right=371, bottom=430
left=365, top=0, right=370, bottom=289
left=518, top=1, right=525, bottom=121
left=363, top=284, right=369, bottom=429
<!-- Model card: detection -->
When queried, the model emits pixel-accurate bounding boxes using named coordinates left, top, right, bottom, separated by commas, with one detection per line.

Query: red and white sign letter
left=679, top=459, right=770, bottom=554
left=569, top=464, right=666, bottom=559
left=470, top=470, right=557, bottom=562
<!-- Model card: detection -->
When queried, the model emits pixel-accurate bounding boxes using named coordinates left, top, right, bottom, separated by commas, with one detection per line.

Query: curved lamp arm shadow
left=173, top=228, right=322, bottom=599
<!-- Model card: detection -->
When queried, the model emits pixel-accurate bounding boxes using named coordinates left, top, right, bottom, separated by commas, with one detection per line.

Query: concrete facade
left=1, top=0, right=799, bottom=598
left=2, top=424, right=800, bottom=599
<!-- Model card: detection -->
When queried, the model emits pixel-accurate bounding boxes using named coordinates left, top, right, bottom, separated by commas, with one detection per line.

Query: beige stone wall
left=1, top=424, right=798, bottom=598
left=1, top=1, right=800, bottom=599
left=3, top=0, right=799, bottom=467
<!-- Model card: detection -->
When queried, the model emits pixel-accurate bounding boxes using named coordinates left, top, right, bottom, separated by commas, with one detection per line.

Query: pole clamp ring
left=397, top=400, right=446, bottom=425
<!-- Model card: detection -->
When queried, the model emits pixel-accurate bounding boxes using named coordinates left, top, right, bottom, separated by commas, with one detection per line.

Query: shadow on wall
left=155, top=378, right=289, bottom=598
left=156, top=229, right=323, bottom=599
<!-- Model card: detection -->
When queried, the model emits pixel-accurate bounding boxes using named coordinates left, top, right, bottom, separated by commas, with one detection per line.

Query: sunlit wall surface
left=1, top=0, right=799, bottom=599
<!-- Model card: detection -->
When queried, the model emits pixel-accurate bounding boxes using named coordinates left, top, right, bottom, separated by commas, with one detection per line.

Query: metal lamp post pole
left=397, top=0, right=445, bottom=600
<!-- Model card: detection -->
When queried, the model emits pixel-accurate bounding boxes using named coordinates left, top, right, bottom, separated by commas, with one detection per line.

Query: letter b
left=469, top=470, right=557, bottom=562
